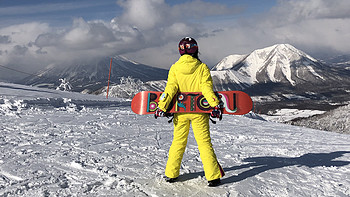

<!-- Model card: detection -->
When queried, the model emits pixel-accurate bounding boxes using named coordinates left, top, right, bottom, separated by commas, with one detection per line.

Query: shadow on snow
left=177, top=151, right=350, bottom=185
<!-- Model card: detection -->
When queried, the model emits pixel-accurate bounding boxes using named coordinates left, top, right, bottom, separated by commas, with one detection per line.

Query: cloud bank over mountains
left=0, top=0, right=350, bottom=81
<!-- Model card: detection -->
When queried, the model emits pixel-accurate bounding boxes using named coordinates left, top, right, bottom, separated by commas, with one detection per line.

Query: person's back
left=171, top=54, right=203, bottom=92
left=156, top=37, right=224, bottom=187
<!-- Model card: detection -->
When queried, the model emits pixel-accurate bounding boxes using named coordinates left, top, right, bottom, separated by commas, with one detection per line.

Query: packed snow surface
left=1, top=82, right=350, bottom=196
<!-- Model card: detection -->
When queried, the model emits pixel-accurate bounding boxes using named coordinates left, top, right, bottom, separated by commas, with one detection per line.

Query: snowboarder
left=155, top=37, right=225, bottom=187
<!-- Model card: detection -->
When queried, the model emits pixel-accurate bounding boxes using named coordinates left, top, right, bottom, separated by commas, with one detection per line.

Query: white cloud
left=269, top=0, right=350, bottom=22
left=0, top=0, right=236, bottom=78
left=255, top=0, right=350, bottom=56
left=117, top=0, right=168, bottom=30
left=0, top=22, right=51, bottom=68
left=0, top=22, right=50, bottom=45
left=196, top=0, right=350, bottom=64
left=61, top=18, right=117, bottom=50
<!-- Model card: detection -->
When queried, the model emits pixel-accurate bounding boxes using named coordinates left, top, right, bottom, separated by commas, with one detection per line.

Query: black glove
left=210, top=104, right=223, bottom=120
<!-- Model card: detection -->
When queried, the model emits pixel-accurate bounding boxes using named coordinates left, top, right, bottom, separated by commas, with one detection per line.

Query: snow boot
left=164, top=176, right=178, bottom=183
left=208, top=178, right=221, bottom=187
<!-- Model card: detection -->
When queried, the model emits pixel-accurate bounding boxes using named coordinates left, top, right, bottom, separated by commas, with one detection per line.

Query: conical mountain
left=211, top=44, right=342, bottom=91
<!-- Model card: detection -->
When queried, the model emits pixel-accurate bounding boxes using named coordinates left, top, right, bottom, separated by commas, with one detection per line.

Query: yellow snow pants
left=165, top=113, right=225, bottom=181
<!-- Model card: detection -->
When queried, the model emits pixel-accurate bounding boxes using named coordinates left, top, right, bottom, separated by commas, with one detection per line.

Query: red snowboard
left=131, top=91, right=253, bottom=115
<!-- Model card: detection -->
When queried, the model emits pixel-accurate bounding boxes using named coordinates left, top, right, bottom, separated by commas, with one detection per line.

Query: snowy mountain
left=21, top=56, right=168, bottom=93
left=210, top=44, right=350, bottom=113
left=1, top=82, right=350, bottom=196
left=211, top=44, right=341, bottom=89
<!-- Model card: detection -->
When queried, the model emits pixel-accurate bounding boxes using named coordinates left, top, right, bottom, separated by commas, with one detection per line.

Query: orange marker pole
left=106, top=58, right=112, bottom=99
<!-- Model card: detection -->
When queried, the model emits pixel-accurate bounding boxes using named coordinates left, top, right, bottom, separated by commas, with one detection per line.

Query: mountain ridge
left=21, top=55, right=168, bottom=93
left=19, top=44, right=350, bottom=113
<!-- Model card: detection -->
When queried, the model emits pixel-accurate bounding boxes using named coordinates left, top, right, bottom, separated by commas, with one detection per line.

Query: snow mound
left=0, top=82, right=127, bottom=115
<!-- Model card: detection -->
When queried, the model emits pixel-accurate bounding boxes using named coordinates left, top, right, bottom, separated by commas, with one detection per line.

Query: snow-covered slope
left=325, top=54, right=350, bottom=66
left=211, top=44, right=340, bottom=90
left=1, top=82, right=350, bottom=196
left=290, top=104, right=350, bottom=134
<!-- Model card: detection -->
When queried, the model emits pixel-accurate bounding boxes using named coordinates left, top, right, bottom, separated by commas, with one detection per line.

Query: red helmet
left=178, top=37, right=198, bottom=56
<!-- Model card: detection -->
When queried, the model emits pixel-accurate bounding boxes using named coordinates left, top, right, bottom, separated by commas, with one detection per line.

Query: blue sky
left=0, top=0, right=276, bottom=27
left=0, top=1, right=121, bottom=27
left=1, top=0, right=350, bottom=81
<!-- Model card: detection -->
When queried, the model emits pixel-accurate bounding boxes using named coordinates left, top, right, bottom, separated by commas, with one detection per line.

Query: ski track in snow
left=0, top=83, right=350, bottom=196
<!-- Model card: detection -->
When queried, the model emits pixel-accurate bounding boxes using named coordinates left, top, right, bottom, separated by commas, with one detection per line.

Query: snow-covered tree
left=56, top=78, right=72, bottom=91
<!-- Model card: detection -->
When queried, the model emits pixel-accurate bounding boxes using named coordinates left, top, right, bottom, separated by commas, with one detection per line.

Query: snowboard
left=131, top=91, right=253, bottom=115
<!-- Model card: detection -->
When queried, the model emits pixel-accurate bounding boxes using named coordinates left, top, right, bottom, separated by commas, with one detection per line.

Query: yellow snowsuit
left=158, top=54, right=225, bottom=181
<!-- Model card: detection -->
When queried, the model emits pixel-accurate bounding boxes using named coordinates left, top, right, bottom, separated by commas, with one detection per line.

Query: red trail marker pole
left=106, top=58, right=112, bottom=99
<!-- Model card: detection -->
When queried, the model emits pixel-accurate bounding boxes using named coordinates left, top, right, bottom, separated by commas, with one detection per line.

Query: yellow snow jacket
left=158, top=54, right=219, bottom=111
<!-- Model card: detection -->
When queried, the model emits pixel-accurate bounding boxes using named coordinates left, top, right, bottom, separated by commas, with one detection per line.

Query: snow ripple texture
left=1, top=82, right=350, bottom=196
